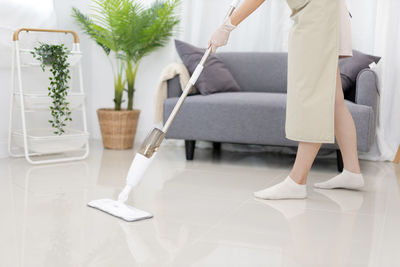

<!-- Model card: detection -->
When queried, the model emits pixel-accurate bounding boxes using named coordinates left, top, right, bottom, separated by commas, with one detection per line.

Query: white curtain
left=0, top=0, right=57, bottom=68
left=178, top=0, right=291, bottom=52
left=364, top=0, right=400, bottom=161
left=178, top=0, right=400, bottom=161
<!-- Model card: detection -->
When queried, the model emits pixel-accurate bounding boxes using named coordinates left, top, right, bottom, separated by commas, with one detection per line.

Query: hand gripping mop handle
left=162, top=0, right=240, bottom=133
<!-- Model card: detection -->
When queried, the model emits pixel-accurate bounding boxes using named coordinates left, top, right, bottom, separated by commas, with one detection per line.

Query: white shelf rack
left=8, top=28, right=90, bottom=164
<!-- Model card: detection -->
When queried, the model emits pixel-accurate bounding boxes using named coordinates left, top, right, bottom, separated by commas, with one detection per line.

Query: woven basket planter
left=97, top=108, right=140, bottom=150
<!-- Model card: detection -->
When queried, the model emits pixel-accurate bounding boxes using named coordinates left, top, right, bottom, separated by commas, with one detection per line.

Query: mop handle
left=162, top=1, right=240, bottom=133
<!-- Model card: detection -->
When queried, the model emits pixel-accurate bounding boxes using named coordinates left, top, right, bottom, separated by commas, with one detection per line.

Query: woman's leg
left=333, top=65, right=361, bottom=173
left=314, top=65, right=364, bottom=189
left=254, top=64, right=364, bottom=199
left=289, top=64, right=360, bottom=185
left=253, top=141, right=320, bottom=199
left=289, top=142, right=322, bottom=185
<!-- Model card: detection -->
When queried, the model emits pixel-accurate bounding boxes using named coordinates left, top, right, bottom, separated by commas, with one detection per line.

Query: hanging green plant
left=31, top=43, right=72, bottom=135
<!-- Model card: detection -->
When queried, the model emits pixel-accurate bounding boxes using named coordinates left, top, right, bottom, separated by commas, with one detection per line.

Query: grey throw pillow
left=339, top=50, right=381, bottom=93
left=175, top=40, right=241, bottom=95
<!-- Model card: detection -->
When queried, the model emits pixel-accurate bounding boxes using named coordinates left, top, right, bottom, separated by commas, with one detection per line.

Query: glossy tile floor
left=1, top=141, right=400, bottom=267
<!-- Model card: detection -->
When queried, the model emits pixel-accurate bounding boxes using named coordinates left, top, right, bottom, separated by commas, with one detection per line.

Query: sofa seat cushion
left=164, top=92, right=292, bottom=146
left=163, top=92, right=374, bottom=151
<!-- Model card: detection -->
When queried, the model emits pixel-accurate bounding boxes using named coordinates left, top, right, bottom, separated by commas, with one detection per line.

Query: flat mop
left=88, top=0, right=241, bottom=222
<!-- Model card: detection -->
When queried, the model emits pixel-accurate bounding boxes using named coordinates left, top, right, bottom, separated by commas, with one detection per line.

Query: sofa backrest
left=217, top=52, right=288, bottom=93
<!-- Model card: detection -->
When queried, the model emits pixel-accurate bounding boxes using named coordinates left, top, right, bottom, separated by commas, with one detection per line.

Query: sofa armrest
left=167, top=75, right=183, bottom=98
left=355, top=68, right=379, bottom=114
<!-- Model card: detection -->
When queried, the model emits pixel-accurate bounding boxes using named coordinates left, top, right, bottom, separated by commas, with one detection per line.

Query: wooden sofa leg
left=185, top=140, right=195, bottom=160
left=336, top=149, right=344, bottom=172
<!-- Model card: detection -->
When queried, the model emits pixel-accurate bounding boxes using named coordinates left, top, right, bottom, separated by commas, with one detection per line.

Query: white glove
left=208, top=17, right=236, bottom=53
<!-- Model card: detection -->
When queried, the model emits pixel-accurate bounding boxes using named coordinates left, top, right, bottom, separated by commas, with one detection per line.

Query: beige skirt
left=285, top=0, right=352, bottom=143
left=339, top=0, right=353, bottom=57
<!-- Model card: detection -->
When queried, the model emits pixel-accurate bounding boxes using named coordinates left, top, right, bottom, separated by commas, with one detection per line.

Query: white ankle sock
left=313, top=169, right=364, bottom=190
left=254, top=176, right=307, bottom=200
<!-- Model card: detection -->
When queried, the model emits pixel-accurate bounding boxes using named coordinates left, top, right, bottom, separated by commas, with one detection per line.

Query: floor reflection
left=1, top=142, right=400, bottom=267
left=7, top=160, right=90, bottom=267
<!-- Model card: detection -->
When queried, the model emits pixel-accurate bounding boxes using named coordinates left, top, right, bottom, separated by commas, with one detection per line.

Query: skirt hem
left=285, top=134, right=335, bottom=144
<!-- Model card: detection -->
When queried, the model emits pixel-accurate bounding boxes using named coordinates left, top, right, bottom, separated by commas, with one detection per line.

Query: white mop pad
left=88, top=199, right=152, bottom=222
left=88, top=153, right=155, bottom=222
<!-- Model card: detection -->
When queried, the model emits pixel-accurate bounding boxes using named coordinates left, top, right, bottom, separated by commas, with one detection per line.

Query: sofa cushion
left=217, top=52, right=288, bottom=94
left=163, top=92, right=374, bottom=152
left=175, top=40, right=241, bottom=95
left=339, top=50, right=381, bottom=101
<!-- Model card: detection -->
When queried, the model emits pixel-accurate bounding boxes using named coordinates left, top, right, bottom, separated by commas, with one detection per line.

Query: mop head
left=88, top=152, right=155, bottom=222
left=88, top=199, right=153, bottom=222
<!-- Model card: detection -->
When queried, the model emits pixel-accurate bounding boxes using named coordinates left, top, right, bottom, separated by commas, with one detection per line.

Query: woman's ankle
left=289, top=172, right=307, bottom=185
left=343, top=166, right=361, bottom=174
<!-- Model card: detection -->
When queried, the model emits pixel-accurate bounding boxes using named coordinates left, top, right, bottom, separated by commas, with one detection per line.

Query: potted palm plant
left=72, top=0, right=180, bottom=149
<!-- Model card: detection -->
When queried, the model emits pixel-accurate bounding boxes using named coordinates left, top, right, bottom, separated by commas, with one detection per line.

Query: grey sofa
left=163, top=52, right=378, bottom=171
